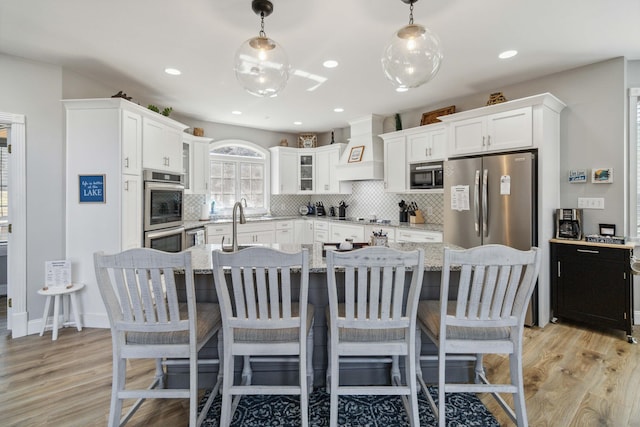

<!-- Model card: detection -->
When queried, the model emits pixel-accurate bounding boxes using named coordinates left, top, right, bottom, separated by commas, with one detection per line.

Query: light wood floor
left=1, top=300, right=639, bottom=426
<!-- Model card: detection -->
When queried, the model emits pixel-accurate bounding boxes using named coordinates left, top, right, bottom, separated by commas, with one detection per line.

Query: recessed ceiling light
left=164, top=67, right=182, bottom=75
left=293, top=121, right=302, bottom=126
left=396, top=87, right=409, bottom=93
left=323, top=60, right=338, bottom=69
left=231, top=111, right=242, bottom=115
left=498, top=50, right=518, bottom=59
left=334, top=107, right=344, bottom=113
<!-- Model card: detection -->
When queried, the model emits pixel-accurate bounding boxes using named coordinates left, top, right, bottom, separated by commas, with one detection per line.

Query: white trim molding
left=0, top=112, right=27, bottom=338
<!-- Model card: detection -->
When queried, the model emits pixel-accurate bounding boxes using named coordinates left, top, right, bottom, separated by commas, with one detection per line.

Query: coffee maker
left=555, top=208, right=583, bottom=240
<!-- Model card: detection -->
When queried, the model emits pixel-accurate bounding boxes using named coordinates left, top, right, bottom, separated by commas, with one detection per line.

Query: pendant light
left=234, top=0, right=290, bottom=97
left=381, top=0, right=443, bottom=89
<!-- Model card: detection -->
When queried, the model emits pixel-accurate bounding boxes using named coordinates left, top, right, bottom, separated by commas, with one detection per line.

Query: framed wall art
left=79, top=174, right=106, bottom=203
left=298, top=134, right=317, bottom=148
left=420, top=105, right=456, bottom=125
left=591, top=167, right=613, bottom=184
left=568, top=169, right=587, bottom=183
left=348, top=145, right=365, bottom=163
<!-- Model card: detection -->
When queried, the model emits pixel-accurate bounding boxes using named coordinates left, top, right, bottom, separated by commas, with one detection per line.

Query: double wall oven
left=143, top=170, right=185, bottom=252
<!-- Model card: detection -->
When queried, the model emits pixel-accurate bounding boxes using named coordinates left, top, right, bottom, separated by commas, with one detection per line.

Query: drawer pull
left=577, top=249, right=599, bottom=254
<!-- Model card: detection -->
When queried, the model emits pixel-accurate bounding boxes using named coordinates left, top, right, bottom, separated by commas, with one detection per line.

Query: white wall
left=0, top=54, right=65, bottom=321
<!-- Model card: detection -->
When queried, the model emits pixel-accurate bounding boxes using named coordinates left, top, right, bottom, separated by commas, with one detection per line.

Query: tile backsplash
left=185, top=181, right=444, bottom=224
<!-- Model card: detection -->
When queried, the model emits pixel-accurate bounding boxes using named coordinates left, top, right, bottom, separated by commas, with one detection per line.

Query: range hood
left=336, top=114, right=385, bottom=181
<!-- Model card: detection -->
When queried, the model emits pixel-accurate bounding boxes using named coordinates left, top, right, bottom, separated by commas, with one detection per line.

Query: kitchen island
left=168, top=241, right=470, bottom=389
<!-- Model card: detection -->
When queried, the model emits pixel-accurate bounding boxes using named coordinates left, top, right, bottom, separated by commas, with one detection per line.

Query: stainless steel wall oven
left=143, top=170, right=185, bottom=252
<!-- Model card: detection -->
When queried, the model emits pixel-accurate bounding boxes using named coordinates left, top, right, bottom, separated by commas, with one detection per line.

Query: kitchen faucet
left=230, top=198, right=247, bottom=251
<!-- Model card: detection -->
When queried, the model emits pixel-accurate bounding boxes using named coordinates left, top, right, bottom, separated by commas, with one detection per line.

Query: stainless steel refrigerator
left=444, top=151, right=537, bottom=324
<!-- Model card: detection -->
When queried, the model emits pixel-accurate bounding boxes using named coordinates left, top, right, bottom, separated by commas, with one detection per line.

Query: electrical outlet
left=577, top=197, right=605, bottom=209
left=426, top=207, right=433, bottom=216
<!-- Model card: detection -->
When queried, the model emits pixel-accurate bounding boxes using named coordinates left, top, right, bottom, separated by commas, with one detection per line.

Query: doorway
left=0, top=112, right=27, bottom=338
left=0, top=126, right=7, bottom=336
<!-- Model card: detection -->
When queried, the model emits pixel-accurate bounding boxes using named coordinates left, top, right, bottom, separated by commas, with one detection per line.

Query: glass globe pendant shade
left=381, top=23, right=443, bottom=89
left=235, top=35, right=290, bottom=97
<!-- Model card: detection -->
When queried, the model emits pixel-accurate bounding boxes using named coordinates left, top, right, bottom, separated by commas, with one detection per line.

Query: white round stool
left=38, top=283, right=84, bottom=341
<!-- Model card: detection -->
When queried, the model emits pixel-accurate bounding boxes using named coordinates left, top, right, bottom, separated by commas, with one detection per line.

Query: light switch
left=577, top=197, right=605, bottom=209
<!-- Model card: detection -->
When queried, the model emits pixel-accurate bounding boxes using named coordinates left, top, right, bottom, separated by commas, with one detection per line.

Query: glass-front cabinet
left=299, top=152, right=314, bottom=193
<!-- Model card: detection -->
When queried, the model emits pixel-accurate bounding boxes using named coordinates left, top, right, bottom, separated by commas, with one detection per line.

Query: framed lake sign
left=79, top=174, right=106, bottom=203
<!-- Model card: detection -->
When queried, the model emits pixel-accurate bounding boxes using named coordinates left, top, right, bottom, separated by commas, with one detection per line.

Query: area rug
left=199, top=387, right=499, bottom=426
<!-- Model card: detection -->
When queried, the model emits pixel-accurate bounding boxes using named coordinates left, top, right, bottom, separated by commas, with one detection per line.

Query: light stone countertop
left=186, top=241, right=461, bottom=274
left=185, top=215, right=443, bottom=233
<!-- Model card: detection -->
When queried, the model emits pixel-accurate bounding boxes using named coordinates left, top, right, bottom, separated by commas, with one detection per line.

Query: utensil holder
left=399, top=212, right=409, bottom=223
left=409, top=210, right=425, bottom=224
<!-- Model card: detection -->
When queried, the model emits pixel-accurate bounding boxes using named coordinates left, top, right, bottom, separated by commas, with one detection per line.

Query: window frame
left=208, top=139, right=270, bottom=217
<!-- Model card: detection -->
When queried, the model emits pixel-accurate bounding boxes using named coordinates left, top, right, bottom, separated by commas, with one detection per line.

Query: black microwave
left=410, top=162, right=443, bottom=190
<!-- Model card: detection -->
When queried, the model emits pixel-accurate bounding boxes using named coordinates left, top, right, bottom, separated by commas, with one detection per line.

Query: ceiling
left=1, top=0, right=640, bottom=133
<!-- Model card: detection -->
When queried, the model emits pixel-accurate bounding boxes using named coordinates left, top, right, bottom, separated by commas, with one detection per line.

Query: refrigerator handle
left=483, top=169, right=489, bottom=237
left=474, top=170, right=480, bottom=236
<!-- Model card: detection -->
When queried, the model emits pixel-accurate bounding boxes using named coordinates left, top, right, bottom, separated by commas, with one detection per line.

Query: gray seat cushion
left=126, top=302, right=221, bottom=345
left=234, top=303, right=315, bottom=343
left=417, top=300, right=511, bottom=341
left=325, top=304, right=406, bottom=342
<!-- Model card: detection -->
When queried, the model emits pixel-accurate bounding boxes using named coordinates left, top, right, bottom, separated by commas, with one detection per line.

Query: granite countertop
left=185, top=216, right=443, bottom=233
left=186, top=241, right=460, bottom=274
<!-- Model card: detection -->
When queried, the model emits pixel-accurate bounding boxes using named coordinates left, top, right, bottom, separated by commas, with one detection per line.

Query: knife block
left=410, top=210, right=425, bottom=224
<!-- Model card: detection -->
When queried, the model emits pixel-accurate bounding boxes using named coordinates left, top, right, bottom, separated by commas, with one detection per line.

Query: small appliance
left=410, top=161, right=444, bottom=190
left=555, top=208, right=583, bottom=240
left=338, top=201, right=348, bottom=218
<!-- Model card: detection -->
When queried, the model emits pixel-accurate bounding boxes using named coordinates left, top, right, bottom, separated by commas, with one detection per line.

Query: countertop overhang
left=186, top=241, right=459, bottom=274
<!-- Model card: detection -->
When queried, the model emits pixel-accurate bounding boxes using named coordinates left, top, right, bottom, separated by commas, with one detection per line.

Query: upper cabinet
left=406, top=124, right=447, bottom=162
left=142, top=117, right=185, bottom=173
left=447, top=107, right=532, bottom=156
left=381, top=134, right=407, bottom=193
left=270, top=144, right=351, bottom=195
left=298, top=151, right=315, bottom=193
left=121, top=109, right=142, bottom=176
left=440, top=93, right=566, bottom=158
left=315, top=144, right=352, bottom=194
left=183, top=133, right=212, bottom=194
left=270, top=146, right=299, bottom=195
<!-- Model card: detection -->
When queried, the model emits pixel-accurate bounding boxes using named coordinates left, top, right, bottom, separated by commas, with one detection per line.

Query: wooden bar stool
left=38, top=283, right=84, bottom=340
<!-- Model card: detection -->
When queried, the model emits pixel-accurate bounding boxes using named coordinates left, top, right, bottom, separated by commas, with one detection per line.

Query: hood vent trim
left=336, top=114, right=385, bottom=181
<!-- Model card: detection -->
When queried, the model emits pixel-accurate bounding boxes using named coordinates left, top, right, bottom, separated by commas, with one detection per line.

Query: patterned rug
left=199, top=387, right=499, bottom=426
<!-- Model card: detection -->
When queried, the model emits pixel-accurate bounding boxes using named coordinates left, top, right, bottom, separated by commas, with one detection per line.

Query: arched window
left=208, top=139, right=270, bottom=215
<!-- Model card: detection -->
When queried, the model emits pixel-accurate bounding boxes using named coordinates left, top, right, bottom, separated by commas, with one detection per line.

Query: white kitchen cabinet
left=206, top=224, right=232, bottom=245
left=142, top=117, right=185, bottom=173
left=121, top=109, right=142, bottom=176
left=270, top=146, right=299, bottom=194
left=64, top=98, right=190, bottom=319
left=381, top=134, right=407, bottom=193
left=314, top=220, right=329, bottom=243
left=315, top=144, right=352, bottom=194
left=275, top=220, right=294, bottom=243
left=406, top=124, right=447, bottom=162
left=183, top=133, right=212, bottom=194
left=295, top=219, right=314, bottom=244
left=447, top=106, right=533, bottom=157
left=330, top=222, right=365, bottom=242
left=237, top=221, right=276, bottom=244
left=298, top=151, right=315, bottom=193
left=121, top=175, right=142, bottom=250
left=396, top=229, right=443, bottom=243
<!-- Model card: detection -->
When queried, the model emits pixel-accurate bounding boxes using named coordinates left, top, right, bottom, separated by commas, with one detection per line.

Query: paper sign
left=450, top=185, right=470, bottom=211
left=500, top=175, right=511, bottom=195
left=45, top=260, right=71, bottom=289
